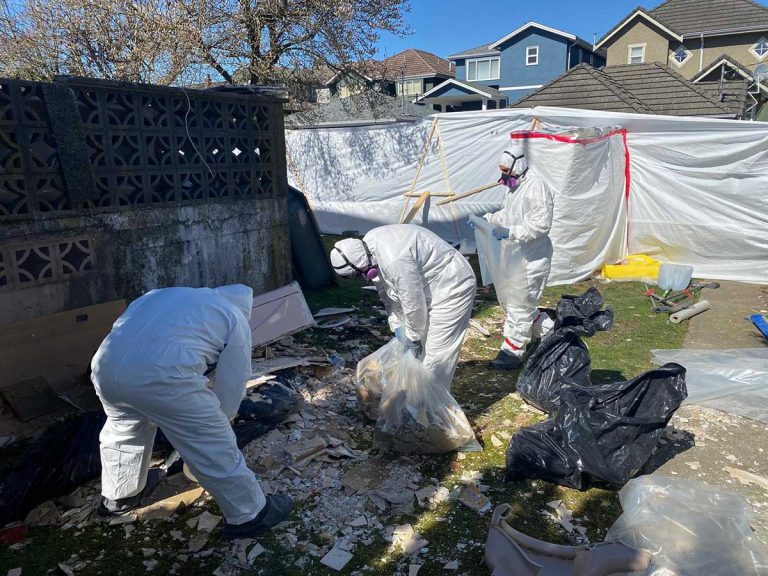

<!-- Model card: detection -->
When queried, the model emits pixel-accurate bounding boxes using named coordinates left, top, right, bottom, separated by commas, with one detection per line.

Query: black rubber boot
left=97, top=493, right=143, bottom=517
left=222, top=495, right=294, bottom=539
left=489, top=349, right=524, bottom=370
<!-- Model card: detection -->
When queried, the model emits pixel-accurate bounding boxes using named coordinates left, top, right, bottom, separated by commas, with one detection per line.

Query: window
left=751, top=37, right=768, bottom=60
left=628, top=44, right=645, bottom=64
left=672, top=45, right=690, bottom=66
left=467, top=57, right=500, bottom=81
left=396, top=79, right=424, bottom=97
left=526, top=46, right=539, bottom=66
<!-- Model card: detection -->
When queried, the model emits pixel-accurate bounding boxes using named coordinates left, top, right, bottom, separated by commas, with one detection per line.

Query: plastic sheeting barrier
left=651, top=348, right=768, bottom=423
left=606, top=475, right=768, bottom=576
left=287, top=107, right=768, bottom=284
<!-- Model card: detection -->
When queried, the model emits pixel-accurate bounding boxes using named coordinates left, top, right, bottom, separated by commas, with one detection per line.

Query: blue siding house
left=416, top=22, right=606, bottom=112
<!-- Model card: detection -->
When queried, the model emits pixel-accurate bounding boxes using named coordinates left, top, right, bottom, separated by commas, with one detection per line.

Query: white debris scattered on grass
left=320, top=547, right=354, bottom=571
left=443, top=559, right=459, bottom=570
left=195, top=511, right=222, bottom=533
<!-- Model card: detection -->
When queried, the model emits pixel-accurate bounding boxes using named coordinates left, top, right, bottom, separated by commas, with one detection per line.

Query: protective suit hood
left=331, top=238, right=373, bottom=276
left=214, top=284, right=253, bottom=320
left=499, top=143, right=529, bottom=177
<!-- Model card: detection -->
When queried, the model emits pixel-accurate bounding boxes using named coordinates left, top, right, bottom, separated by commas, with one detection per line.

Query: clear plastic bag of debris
left=356, top=338, right=401, bottom=421
left=606, top=475, right=768, bottom=576
left=372, top=341, right=478, bottom=454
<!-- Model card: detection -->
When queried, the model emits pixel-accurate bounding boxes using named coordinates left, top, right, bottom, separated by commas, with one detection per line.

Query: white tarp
left=286, top=107, right=768, bottom=284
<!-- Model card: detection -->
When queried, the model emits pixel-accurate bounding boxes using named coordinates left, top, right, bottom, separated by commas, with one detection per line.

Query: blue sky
left=375, top=0, right=659, bottom=58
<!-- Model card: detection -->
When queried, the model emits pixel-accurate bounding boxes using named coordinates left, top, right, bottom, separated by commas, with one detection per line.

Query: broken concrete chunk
left=408, top=564, right=422, bottom=576
left=376, top=489, right=415, bottom=515
left=320, top=547, right=353, bottom=571
left=170, top=530, right=184, bottom=541
left=7, top=569, right=22, bottom=576
left=108, top=513, right=137, bottom=526
left=458, top=485, right=491, bottom=513
left=414, top=486, right=438, bottom=506
left=24, top=501, right=61, bottom=527
left=188, top=533, right=209, bottom=553
left=348, top=515, right=367, bottom=527
left=286, top=436, right=327, bottom=463
left=247, top=543, right=266, bottom=564
left=443, top=560, right=459, bottom=570
left=212, top=559, right=241, bottom=576
left=195, top=511, right=222, bottom=533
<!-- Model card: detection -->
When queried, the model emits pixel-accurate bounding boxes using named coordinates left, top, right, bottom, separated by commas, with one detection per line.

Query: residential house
left=510, top=62, right=747, bottom=118
left=415, top=22, right=606, bottom=112
left=594, top=0, right=768, bottom=119
left=285, top=48, right=452, bottom=127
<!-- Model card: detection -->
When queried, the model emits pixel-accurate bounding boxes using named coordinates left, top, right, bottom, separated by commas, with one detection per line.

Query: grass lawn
left=0, top=253, right=689, bottom=576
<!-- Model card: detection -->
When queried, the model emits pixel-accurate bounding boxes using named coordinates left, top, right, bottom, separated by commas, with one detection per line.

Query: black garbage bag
left=554, top=287, right=614, bottom=335
left=516, top=329, right=592, bottom=413
left=0, top=380, right=297, bottom=524
left=517, top=288, right=613, bottom=413
left=0, top=411, right=106, bottom=524
left=506, top=363, right=687, bottom=490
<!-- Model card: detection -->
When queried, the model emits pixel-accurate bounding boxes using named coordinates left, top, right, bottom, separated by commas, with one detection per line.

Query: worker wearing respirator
left=330, top=224, right=477, bottom=389
left=474, top=143, right=555, bottom=369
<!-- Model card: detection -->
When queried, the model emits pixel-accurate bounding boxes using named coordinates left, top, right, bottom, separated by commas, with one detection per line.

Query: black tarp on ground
left=0, top=379, right=296, bottom=524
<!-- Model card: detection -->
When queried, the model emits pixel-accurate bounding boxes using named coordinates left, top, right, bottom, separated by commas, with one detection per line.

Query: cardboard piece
left=250, top=282, right=315, bottom=349
left=0, top=300, right=126, bottom=395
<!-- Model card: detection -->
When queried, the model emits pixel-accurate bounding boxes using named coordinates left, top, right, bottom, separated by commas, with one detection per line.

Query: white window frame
left=466, top=57, right=500, bottom=81
left=397, top=78, right=424, bottom=97
left=671, top=44, right=691, bottom=67
left=751, top=37, right=768, bottom=60
left=628, top=43, right=646, bottom=64
left=526, top=46, right=539, bottom=66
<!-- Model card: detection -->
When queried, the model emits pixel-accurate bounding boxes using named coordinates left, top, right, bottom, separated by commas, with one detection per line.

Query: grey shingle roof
left=649, top=0, right=768, bottom=34
left=447, top=43, right=499, bottom=60
left=510, top=62, right=740, bottom=116
left=285, top=92, right=432, bottom=128
left=598, top=0, right=768, bottom=45
left=697, top=79, right=751, bottom=116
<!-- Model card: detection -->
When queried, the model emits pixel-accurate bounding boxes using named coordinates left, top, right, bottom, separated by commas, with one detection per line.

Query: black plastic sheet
left=506, top=363, right=687, bottom=490
left=517, top=287, right=613, bottom=413
left=0, top=380, right=296, bottom=524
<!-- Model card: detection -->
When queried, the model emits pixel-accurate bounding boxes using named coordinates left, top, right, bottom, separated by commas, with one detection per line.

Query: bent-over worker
left=331, top=224, right=477, bottom=388
left=90, top=285, right=292, bottom=539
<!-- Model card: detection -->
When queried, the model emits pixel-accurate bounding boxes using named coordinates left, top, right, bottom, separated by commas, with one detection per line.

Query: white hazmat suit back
left=484, top=170, right=555, bottom=349
left=362, top=224, right=477, bottom=388
left=91, top=285, right=266, bottom=525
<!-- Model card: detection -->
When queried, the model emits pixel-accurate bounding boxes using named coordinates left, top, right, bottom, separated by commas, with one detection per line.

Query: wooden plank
left=401, top=191, right=430, bottom=224
left=0, top=376, right=64, bottom=421
left=435, top=182, right=500, bottom=206
left=0, top=300, right=126, bottom=392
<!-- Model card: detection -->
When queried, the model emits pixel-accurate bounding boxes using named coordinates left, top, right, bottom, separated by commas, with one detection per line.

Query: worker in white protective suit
left=479, top=144, right=555, bottom=369
left=90, top=285, right=293, bottom=539
left=330, top=224, right=477, bottom=389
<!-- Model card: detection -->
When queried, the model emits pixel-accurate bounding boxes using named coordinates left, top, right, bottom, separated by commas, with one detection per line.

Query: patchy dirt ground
left=1, top=276, right=766, bottom=575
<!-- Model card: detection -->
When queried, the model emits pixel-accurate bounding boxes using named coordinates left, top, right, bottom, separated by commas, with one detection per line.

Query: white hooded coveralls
left=362, top=224, right=477, bottom=388
left=484, top=170, right=555, bottom=350
left=90, top=285, right=265, bottom=525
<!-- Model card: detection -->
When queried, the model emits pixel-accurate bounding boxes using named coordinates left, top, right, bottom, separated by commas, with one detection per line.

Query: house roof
left=597, top=0, right=768, bottom=47
left=285, top=91, right=432, bottom=128
left=649, top=0, right=768, bottom=35
left=692, top=53, right=761, bottom=82
left=415, top=78, right=508, bottom=102
left=510, top=62, right=739, bottom=117
left=381, top=48, right=454, bottom=78
left=697, top=79, right=752, bottom=116
left=448, top=21, right=602, bottom=60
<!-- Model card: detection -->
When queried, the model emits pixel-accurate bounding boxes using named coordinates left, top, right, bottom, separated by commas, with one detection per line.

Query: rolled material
left=670, top=300, right=711, bottom=324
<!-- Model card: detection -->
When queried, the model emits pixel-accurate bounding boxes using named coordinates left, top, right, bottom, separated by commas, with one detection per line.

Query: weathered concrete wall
left=0, top=77, right=292, bottom=324
left=0, top=197, right=290, bottom=323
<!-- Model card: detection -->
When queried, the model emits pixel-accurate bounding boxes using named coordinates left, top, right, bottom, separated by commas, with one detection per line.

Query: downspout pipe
left=700, top=33, right=705, bottom=72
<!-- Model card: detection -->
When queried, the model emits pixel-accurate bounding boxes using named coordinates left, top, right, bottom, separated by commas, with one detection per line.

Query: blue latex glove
left=404, top=338, right=423, bottom=358
left=492, top=227, right=510, bottom=240
left=394, top=327, right=406, bottom=342
left=467, top=218, right=475, bottom=230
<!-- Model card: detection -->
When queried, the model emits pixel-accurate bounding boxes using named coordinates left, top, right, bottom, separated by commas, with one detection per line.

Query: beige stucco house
left=595, top=0, right=768, bottom=119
